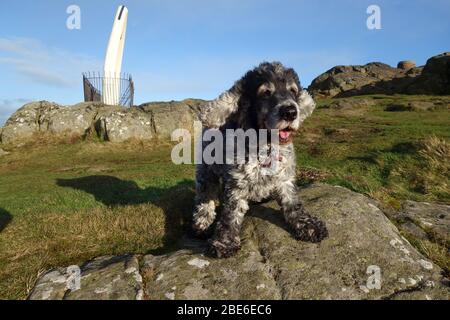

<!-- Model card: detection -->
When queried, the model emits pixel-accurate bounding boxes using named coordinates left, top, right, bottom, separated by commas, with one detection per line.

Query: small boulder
left=398, top=61, right=416, bottom=70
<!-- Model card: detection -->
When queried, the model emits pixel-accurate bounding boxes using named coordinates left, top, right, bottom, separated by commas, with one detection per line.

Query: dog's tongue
left=279, top=130, right=291, bottom=140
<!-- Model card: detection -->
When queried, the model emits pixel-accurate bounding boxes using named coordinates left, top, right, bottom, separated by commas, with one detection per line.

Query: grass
left=0, top=94, right=449, bottom=299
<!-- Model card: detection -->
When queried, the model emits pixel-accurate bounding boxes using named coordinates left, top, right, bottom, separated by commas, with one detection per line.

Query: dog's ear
left=200, top=85, right=241, bottom=129
left=199, top=82, right=243, bottom=129
left=296, top=90, right=316, bottom=125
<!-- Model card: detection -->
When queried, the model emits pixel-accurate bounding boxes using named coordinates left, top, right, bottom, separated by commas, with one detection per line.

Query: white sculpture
left=102, top=5, right=128, bottom=105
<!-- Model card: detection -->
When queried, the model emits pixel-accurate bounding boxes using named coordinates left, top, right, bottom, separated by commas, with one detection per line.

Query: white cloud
left=0, top=37, right=101, bottom=88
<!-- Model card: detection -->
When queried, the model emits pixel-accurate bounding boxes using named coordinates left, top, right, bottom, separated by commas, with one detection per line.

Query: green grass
left=0, top=94, right=449, bottom=299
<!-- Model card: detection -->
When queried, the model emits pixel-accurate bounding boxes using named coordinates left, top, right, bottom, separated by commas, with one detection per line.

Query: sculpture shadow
left=56, top=175, right=196, bottom=253
left=0, top=208, right=12, bottom=233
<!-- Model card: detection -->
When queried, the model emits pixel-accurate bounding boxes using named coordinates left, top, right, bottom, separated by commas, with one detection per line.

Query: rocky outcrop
left=309, top=53, right=450, bottom=98
left=0, top=100, right=203, bottom=145
left=28, top=184, right=450, bottom=300
left=407, top=52, right=450, bottom=95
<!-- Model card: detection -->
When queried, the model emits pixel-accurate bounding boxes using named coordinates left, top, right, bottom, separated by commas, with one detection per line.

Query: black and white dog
left=193, top=62, right=328, bottom=258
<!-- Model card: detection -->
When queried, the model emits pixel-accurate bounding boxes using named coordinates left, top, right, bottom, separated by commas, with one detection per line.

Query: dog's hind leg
left=276, top=181, right=328, bottom=243
left=192, top=164, right=220, bottom=237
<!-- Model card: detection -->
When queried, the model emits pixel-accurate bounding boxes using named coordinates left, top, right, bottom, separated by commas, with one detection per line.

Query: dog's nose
left=279, top=105, right=298, bottom=121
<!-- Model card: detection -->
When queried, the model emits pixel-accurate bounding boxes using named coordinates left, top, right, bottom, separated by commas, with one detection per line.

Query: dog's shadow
left=0, top=208, right=12, bottom=233
left=56, top=175, right=292, bottom=254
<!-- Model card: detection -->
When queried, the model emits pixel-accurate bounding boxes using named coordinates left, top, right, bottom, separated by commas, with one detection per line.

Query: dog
left=193, top=62, right=328, bottom=258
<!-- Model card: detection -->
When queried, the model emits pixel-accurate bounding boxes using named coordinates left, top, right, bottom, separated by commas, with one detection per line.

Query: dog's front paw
left=293, top=216, right=328, bottom=243
left=207, top=239, right=241, bottom=259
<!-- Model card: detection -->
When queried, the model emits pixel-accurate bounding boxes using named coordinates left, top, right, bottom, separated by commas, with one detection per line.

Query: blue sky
left=1, top=0, right=449, bottom=125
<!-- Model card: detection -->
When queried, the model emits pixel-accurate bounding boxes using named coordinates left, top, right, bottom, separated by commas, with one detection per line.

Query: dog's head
left=201, top=62, right=316, bottom=145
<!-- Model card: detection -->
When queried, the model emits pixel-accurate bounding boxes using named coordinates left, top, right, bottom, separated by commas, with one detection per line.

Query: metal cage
left=82, top=72, right=134, bottom=107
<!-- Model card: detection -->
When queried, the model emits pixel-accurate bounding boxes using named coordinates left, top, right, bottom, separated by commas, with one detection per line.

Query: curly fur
left=193, top=62, right=328, bottom=258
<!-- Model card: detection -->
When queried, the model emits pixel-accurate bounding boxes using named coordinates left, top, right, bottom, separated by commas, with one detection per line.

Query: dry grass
left=416, top=136, right=450, bottom=196
left=0, top=203, right=181, bottom=299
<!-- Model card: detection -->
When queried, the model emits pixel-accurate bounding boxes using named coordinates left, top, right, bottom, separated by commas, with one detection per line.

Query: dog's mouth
left=279, top=128, right=295, bottom=144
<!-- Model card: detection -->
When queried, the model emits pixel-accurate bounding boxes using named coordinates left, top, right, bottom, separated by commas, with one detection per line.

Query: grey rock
left=149, top=103, right=198, bottom=140
left=143, top=184, right=449, bottom=300
left=399, top=201, right=450, bottom=244
left=94, top=107, right=154, bottom=142
left=28, top=255, right=144, bottom=300
left=1, top=101, right=61, bottom=144
left=48, top=102, right=102, bottom=137
left=1, top=100, right=204, bottom=145
left=308, top=63, right=414, bottom=98
left=27, top=184, right=450, bottom=300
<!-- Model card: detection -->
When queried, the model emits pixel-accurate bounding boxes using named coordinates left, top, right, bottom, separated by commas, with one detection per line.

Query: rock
left=145, top=103, right=198, bottom=140
left=397, top=201, right=450, bottom=244
left=308, top=63, right=414, bottom=98
left=1, top=99, right=204, bottom=145
left=398, top=61, right=416, bottom=70
left=28, top=255, right=144, bottom=300
left=308, top=52, right=450, bottom=98
left=1, top=101, right=61, bottom=144
left=407, top=52, right=450, bottom=95
left=28, top=184, right=450, bottom=300
left=48, top=102, right=102, bottom=137
left=94, top=107, right=154, bottom=142
left=0, top=148, right=9, bottom=156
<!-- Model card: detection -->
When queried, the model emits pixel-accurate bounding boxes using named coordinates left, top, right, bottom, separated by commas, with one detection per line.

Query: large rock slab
left=143, top=184, right=449, bottom=300
left=1, top=100, right=204, bottom=145
left=27, top=184, right=450, bottom=300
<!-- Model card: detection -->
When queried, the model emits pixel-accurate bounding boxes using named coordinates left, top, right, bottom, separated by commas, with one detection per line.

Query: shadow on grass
left=56, top=175, right=195, bottom=254
left=346, top=142, right=419, bottom=164
left=55, top=175, right=294, bottom=256
left=0, top=208, right=12, bottom=233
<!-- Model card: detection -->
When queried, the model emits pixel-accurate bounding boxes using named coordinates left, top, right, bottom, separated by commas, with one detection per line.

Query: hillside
left=0, top=94, right=449, bottom=299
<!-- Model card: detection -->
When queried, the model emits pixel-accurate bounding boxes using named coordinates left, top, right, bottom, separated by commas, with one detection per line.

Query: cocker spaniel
left=193, top=62, right=328, bottom=258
